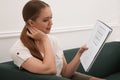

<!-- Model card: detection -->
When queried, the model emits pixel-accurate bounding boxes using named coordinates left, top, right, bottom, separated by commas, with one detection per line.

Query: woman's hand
left=78, top=44, right=88, bottom=56
left=27, top=27, right=48, bottom=41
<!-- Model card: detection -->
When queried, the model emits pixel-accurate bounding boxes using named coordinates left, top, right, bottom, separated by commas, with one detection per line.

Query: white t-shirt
left=10, top=35, right=63, bottom=76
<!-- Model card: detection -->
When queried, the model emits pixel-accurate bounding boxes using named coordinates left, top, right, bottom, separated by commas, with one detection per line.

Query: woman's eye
left=43, top=19, right=48, bottom=22
left=43, top=17, right=52, bottom=22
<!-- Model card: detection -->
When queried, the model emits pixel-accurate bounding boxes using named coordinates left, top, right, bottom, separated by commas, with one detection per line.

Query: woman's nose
left=49, top=19, right=53, bottom=25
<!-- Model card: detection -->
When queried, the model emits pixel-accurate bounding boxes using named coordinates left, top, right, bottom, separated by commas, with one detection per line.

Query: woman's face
left=30, top=7, right=53, bottom=34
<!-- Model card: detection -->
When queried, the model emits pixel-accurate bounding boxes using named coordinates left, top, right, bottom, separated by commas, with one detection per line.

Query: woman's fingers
left=28, top=27, right=44, bottom=35
left=79, top=44, right=88, bottom=53
left=33, top=27, right=45, bottom=35
left=27, top=27, right=36, bottom=33
left=26, top=27, right=47, bottom=41
left=27, top=31, right=33, bottom=38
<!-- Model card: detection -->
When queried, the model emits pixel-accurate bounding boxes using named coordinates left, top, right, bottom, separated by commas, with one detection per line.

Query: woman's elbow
left=49, top=68, right=57, bottom=74
left=43, top=64, right=57, bottom=74
left=41, top=65, right=57, bottom=75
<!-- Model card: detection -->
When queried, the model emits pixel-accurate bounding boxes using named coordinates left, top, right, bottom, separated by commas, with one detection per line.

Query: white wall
left=0, top=0, right=120, bottom=63
left=0, top=0, right=120, bottom=31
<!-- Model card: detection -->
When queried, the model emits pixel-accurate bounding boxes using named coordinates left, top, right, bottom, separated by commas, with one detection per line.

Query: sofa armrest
left=106, top=72, right=120, bottom=80
left=0, top=61, right=70, bottom=80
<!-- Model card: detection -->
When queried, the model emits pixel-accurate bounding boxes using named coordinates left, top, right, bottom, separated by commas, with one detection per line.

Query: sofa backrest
left=64, top=41, right=120, bottom=78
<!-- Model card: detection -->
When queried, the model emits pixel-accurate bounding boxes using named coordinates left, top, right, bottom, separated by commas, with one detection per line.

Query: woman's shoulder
left=10, top=39, right=32, bottom=68
left=11, top=39, right=24, bottom=48
left=10, top=39, right=29, bottom=53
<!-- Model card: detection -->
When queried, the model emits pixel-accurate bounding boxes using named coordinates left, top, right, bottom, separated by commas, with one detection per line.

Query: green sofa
left=0, top=41, right=120, bottom=80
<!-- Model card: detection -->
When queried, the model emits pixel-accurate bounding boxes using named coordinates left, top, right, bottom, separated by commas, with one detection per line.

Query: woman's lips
left=46, top=27, right=51, bottom=31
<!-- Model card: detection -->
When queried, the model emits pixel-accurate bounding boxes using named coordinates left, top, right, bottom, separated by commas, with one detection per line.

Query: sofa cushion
left=0, top=61, right=70, bottom=80
left=90, top=42, right=120, bottom=77
left=64, top=42, right=120, bottom=78
left=64, top=48, right=79, bottom=63
left=78, top=42, right=120, bottom=78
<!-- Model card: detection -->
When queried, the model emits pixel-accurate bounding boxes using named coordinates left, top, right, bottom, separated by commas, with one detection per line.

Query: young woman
left=10, top=0, right=105, bottom=80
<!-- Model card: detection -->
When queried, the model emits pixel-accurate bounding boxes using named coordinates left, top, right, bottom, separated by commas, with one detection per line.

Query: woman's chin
left=45, top=31, right=50, bottom=34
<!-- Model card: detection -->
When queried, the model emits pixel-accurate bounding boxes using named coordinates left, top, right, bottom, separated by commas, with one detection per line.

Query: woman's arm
left=61, top=45, right=88, bottom=78
left=21, top=27, right=57, bottom=74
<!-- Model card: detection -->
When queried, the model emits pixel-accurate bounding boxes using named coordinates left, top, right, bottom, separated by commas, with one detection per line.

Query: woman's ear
left=27, top=19, right=36, bottom=27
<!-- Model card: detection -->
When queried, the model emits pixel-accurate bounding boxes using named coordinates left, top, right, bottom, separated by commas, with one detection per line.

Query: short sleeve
left=10, top=40, right=32, bottom=68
